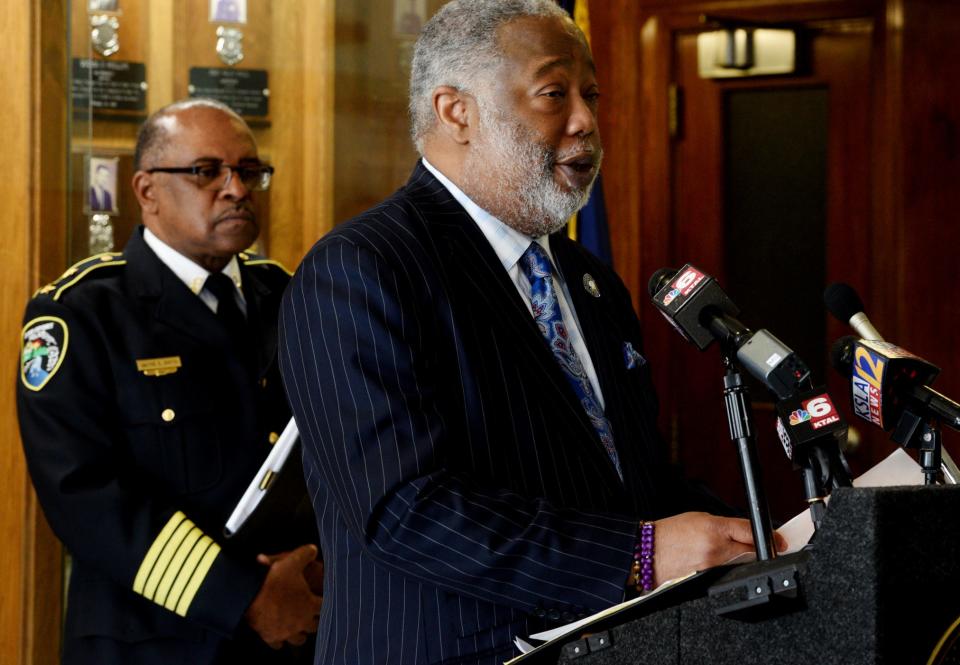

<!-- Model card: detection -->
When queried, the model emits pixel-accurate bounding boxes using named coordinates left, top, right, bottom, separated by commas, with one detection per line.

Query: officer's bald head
left=133, top=99, right=246, bottom=172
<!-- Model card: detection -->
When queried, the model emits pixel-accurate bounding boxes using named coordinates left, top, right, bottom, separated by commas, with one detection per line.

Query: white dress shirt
left=422, top=158, right=605, bottom=407
left=143, top=227, right=246, bottom=315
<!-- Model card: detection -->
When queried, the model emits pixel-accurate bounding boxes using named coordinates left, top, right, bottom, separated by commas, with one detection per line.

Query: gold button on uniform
left=161, top=408, right=176, bottom=422
left=268, top=431, right=279, bottom=444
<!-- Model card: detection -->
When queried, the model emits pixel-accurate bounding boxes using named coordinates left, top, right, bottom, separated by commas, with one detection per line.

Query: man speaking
left=280, top=2, right=767, bottom=663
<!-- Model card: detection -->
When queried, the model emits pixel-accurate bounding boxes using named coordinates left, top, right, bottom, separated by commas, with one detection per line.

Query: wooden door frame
left=1, top=2, right=68, bottom=665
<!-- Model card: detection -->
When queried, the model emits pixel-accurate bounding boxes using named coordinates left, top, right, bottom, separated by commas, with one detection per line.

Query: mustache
left=552, top=142, right=603, bottom=168
left=214, top=205, right=256, bottom=222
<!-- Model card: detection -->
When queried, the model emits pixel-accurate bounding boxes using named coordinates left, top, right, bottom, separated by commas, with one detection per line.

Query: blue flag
left=556, top=0, right=612, bottom=264
left=579, top=175, right=612, bottom=264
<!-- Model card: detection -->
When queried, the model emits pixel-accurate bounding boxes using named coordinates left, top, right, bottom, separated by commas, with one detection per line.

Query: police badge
left=216, top=26, right=244, bottom=66
left=21, top=317, right=69, bottom=391
left=90, top=15, right=120, bottom=57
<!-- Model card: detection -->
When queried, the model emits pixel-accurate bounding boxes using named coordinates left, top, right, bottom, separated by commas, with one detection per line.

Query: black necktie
left=203, top=271, right=247, bottom=342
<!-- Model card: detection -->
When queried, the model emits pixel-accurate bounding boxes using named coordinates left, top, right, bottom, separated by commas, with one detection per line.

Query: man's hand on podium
left=652, top=512, right=787, bottom=586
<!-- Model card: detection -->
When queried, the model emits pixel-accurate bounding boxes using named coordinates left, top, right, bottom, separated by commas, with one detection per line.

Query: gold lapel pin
left=583, top=274, right=601, bottom=298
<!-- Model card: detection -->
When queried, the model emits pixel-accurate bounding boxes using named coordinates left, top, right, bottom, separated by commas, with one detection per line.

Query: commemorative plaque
left=72, top=58, right=147, bottom=114
left=188, top=67, right=269, bottom=117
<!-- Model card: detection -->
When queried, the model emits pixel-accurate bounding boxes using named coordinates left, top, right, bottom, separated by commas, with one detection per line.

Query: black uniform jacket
left=17, top=227, right=315, bottom=665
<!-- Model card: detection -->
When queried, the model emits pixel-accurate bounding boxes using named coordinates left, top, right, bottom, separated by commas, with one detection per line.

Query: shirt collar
left=421, top=158, right=554, bottom=272
left=143, top=227, right=242, bottom=296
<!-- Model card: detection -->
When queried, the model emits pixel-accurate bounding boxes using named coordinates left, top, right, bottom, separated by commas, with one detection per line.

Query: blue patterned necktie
left=520, top=242, right=623, bottom=480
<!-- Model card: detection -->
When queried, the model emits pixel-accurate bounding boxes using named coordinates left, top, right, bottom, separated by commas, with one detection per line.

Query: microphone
left=826, top=286, right=960, bottom=485
left=649, top=264, right=852, bottom=528
left=774, top=386, right=852, bottom=521
left=647, top=265, right=741, bottom=351
left=830, top=336, right=959, bottom=431
left=649, top=265, right=811, bottom=400
left=824, top=282, right=884, bottom=341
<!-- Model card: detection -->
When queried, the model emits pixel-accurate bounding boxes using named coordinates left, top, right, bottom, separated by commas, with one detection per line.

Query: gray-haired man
left=280, top=2, right=772, bottom=664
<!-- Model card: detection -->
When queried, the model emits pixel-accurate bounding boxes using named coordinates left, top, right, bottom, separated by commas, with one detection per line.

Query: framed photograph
left=86, top=155, right=119, bottom=215
left=210, top=0, right=247, bottom=25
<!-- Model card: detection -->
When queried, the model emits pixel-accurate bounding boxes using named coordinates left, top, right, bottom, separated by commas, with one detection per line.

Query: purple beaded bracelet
left=630, top=521, right=655, bottom=593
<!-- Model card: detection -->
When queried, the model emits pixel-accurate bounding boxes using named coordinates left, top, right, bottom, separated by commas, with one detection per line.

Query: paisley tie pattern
left=520, top=242, right=623, bottom=480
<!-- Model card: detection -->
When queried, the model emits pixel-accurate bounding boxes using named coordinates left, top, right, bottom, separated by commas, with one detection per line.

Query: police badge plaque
left=216, top=26, right=245, bottom=66
left=90, top=14, right=120, bottom=57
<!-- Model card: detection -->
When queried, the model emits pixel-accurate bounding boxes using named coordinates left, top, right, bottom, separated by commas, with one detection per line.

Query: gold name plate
left=136, top=356, right=182, bottom=377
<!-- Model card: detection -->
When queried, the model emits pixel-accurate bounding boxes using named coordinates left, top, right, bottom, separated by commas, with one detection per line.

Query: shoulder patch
left=34, top=252, right=126, bottom=301
left=240, top=254, right=293, bottom=277
left=21, top=316, right=69, bottom=391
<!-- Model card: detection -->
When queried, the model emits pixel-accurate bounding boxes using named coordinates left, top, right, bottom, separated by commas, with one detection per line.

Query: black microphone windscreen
left=648, top=267, right=677, bottom=298
left=824, top=282, right=865, bottom=323
left=830, top=335, right=857, bottom=375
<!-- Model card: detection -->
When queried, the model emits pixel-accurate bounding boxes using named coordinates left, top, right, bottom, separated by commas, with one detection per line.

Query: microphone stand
left=893, top=411, right=944, bottom=485
left=891, top=385, right=960, bottom=485
left=709, top=346, right=807, bottom=620
left=720, top=351, right=776, bottom=561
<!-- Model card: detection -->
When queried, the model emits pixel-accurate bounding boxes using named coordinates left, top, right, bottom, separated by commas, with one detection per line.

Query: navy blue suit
left=280, top=163, right=719, bottom=665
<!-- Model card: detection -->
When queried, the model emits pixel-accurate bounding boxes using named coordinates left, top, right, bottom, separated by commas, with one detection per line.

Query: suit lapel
left=406, top=164, right=623, bottom=481
left=551, top=237, right=665, bottom=510
left=549, top=238, right=625, bottom=417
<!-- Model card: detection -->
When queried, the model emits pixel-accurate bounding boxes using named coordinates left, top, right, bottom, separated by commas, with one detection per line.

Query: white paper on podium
left=513, top=637, right=536, bottom=655
left=224, top=417, right=300, bottom=536
left=516, top=571, right=699, bottom=649
left=768, top=446, right=924, bottom=557
left=511, top=448, right=925, bottom=658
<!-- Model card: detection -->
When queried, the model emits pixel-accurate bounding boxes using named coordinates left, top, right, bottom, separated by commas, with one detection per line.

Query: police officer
left=17, top=99, right=320, bottom=664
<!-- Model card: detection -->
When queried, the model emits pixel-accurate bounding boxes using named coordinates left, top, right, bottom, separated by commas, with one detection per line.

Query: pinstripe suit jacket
left=280, top=162, right=717, bottom=665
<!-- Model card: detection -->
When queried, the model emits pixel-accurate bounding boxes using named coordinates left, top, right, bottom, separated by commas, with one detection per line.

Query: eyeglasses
left=146, top=161, right=275, bottom=192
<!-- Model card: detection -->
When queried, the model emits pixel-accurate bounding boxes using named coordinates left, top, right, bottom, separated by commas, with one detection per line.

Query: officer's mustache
left=214, top=205, right=256, bottom=222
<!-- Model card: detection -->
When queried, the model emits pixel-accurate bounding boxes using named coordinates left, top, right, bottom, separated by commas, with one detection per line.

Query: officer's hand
left=650, top=512, right=787, bottom=586
left=245, top=544, right=322, bottom=649
left=257, top=547, right=324, bottom=596
left=303, top=558, right=324, bottom=596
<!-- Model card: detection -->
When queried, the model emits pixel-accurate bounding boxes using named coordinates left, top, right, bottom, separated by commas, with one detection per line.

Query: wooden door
left=668, top=19, right=882, bottom=520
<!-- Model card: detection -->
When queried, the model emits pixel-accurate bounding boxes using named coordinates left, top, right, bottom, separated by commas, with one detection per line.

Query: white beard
left=461, top=103, right=602, bottom=238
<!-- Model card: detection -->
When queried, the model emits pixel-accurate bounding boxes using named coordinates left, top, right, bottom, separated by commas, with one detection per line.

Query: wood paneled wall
left=1, top=3, right=68, bottom=665
left=0, top=2, right=34, bottom=661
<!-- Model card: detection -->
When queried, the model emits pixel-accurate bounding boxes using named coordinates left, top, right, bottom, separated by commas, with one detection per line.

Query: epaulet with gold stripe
left=239, top=251, right=293, bottom=277
left=34, top=252, right=126, bottom=301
